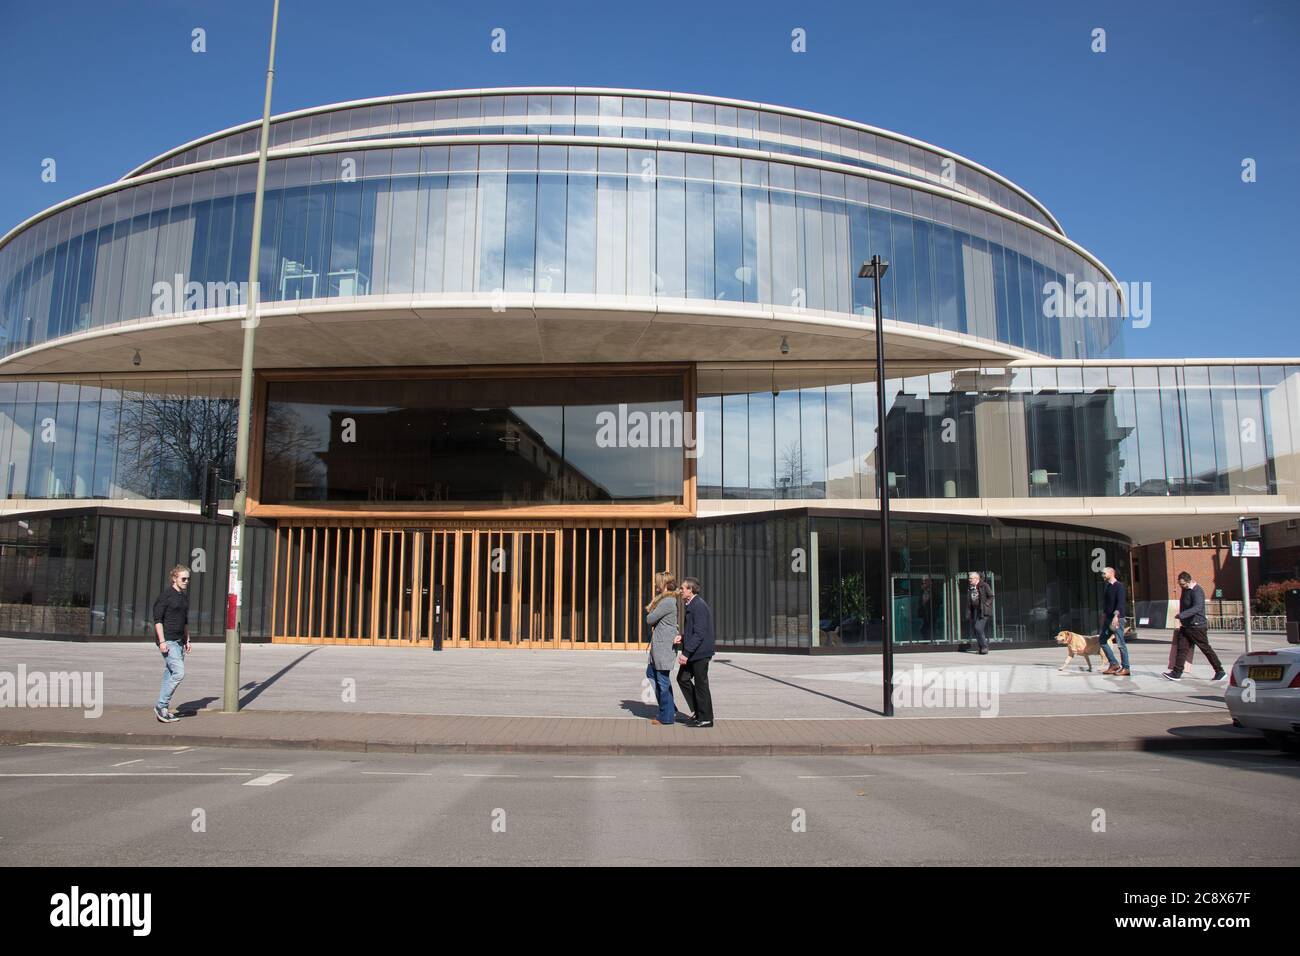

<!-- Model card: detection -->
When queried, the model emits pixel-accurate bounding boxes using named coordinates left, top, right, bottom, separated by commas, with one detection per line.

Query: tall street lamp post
left=859, top=255, right=893, bottom=716
left=222, top=0, right=280, bottom=714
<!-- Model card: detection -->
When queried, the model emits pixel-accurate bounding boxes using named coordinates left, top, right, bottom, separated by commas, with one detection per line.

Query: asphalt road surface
left=0, top=743, right=1296, bottom=866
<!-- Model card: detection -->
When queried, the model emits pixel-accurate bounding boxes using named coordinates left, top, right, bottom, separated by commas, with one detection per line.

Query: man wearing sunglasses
left=152, top=565, right=192, bottom=723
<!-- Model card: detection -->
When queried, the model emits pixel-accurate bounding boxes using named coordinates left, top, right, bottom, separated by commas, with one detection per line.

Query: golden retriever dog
left=1054, top=630, right=1116, bottom=672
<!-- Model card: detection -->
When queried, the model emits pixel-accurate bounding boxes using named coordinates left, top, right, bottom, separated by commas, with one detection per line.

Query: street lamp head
left=858, top=259, right=889, bottom=279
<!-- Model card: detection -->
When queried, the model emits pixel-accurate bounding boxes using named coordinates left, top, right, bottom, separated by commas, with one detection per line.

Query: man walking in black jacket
left=1164, top=572, right=1226, bottom=682
left=1099, top=566, right=1130, bottom=676
left=674, top=576, right=715, bottom=727
left=152, top=564, right=191, bottom=722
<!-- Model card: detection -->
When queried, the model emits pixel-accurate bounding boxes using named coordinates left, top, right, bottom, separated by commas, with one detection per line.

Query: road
left=0, top=742, right=1296, bottom=866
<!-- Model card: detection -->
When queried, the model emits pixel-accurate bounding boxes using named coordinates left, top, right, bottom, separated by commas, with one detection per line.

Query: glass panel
left=745, top=369, right=775, bottom=498
left=654, top=151, right=685, bottom=297
left=565, top=155, right=597, bottom=294
left=800, top=384, right=827, bottom=499
left=721, top=376, right=748, bottom=499
left=262, top=373, right=685, bottom=504
left=825, top=382, right=855, bottom=499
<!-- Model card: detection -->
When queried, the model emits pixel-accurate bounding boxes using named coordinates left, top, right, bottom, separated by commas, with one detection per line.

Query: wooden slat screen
left=271, top=521, right=674, bottom=648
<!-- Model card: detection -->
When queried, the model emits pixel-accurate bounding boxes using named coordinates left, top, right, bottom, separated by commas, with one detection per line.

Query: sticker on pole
left=226, top=578, right=242, bottom=629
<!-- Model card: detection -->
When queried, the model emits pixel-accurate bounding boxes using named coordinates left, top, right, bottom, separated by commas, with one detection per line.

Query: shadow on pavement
left=173, top=696, right=219, bottom=716
left=239, top=649, right=320, bottom=709
left=717, top=659, right=882, bottom=716
left=619, top=698, right=657, bottom=719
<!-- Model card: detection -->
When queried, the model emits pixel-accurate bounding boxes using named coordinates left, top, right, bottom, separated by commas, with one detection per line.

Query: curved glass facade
left=0, top=376, right=237, bottom=501
left=684, top=509, right=1133, bottom=648
left=697, top=364, right=1300, bottom=500
left=2, top=364, right=1295, bottom=506
left=0, top=144, right=1120, bottom=361
left=129, top=91, right=1060, bottom=230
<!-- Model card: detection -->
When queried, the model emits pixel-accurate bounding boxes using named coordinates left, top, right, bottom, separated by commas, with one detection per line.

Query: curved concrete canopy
left=0, top=296, right=1036, bottom=375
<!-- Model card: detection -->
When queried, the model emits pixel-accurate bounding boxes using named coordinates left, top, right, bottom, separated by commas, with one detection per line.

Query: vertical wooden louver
left=271, top=521, right=674, bottom=648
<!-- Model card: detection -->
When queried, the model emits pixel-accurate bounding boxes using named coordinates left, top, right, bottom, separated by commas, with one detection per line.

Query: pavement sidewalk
left=0, top=704, right=1267, bottom=757
left=0, top=631, right=1279, bottom=756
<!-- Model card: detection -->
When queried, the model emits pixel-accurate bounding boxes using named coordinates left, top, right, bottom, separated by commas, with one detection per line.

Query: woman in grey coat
left=645, top=571, right=682, bottom=725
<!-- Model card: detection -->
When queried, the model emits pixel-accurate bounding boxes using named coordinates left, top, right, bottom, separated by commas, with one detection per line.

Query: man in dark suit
left=674, top=576, right=715, bottom=727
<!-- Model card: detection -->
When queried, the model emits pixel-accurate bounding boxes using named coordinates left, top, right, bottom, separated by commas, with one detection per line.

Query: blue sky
left=1, top=0, right=1296, bottom=358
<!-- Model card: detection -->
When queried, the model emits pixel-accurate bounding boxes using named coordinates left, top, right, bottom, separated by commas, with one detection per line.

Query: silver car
left=1225, top=646, right=1300, bottom=752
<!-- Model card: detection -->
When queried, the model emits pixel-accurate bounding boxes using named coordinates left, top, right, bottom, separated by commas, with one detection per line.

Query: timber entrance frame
left=270, top=520, right=678, bottom=648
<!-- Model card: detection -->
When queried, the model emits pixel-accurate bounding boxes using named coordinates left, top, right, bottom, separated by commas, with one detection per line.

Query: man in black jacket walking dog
left=674, top=576, right=715, bottom=727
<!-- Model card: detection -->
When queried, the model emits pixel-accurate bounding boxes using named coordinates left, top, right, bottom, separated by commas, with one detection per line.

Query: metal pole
left=222, top=0, right=280, bottom=714
left=872, top=256, right=894, bottom=717
left=1239, top=517, right=1253, bottom=655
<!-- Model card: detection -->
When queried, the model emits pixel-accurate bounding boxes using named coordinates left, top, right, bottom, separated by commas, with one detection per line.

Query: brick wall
left=1134, top=540, right=1266, bottom=627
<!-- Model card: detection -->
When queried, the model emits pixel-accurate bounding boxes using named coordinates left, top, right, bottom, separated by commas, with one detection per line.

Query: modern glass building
left=1, top=88, right=1297, bottom=649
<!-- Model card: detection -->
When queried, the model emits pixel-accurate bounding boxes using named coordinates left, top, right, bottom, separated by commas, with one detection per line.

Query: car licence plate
left=1247, top=665, right=1284, bottom=682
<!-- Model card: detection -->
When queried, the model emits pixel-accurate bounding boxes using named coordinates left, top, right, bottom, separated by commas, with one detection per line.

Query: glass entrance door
left=947, top=573, right=999, bottom=646
left=891, top=574, right=947, bottom=645
left=372, top=530, right=451, bottom=646
left=467, top=529, right=559, bottom=647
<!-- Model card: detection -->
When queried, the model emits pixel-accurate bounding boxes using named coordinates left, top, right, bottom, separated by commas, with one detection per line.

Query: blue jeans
left=1099, top=620, right=1129, bottom=669
left=646, top=658, right=675, bottom=724
left=156, top=641, right=185, bottom=710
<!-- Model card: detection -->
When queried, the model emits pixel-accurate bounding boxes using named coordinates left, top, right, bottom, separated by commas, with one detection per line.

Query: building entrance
left=270, top=522, right=673, bottom=649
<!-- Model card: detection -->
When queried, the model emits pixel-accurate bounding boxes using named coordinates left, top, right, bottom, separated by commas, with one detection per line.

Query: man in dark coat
left=962, top=571, right=994, bottom=654
left=674, top=576, right=715, bottom=727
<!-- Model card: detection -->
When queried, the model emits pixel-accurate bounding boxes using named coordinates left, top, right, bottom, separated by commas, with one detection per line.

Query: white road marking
left=362, top=771, right=434, bottom=776
left=797, top=774, right=876, bottom=779
left=0, top=772, right=250, bottom=778
left=1082, top=767, right=1168, bottom=774
left=243, top=773, right=292, bottom=787
left=17, top=743, right=191, bottom=749
left=948, top=771, right=1029, bottom=776
left=662, top=775, right=741, bottom=780
left=20, top=742, right=190, bottom=752
left=111, top=759, right=144, bottom=767
left=553, top=775, right=617, bottom=779
left=219, top=767, right=294, bottom=773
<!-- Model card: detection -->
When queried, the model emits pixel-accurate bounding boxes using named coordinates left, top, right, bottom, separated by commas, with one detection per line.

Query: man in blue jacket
left=1099, top=566, right=1130, bottom=676
left=673, top=576, right=715, bottom=728
left=1163, top=572, right=1226, bottom=682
